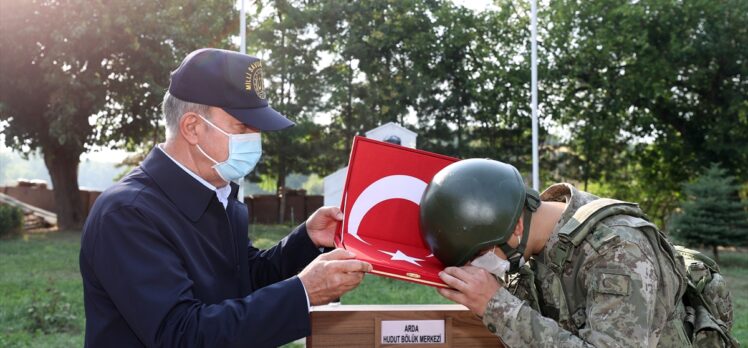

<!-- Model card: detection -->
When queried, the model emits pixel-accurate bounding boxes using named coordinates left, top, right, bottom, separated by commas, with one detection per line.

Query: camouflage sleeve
left=482, top=288, right=594, bottom=347
left=482, top=239, right=659, bottom=347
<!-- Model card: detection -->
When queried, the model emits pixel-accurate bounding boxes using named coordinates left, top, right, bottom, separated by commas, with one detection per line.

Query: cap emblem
left=245, top=61, right=266, bottom=99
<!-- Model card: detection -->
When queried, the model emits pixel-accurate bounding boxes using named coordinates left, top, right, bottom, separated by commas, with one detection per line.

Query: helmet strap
left=497, top=188, right=541, bottom=273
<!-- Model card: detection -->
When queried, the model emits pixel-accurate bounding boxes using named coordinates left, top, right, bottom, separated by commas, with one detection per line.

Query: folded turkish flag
left=335, top=136, right=458, bottom=287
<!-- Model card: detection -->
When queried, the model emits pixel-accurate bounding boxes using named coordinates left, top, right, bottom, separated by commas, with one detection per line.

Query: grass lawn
left=0, top=231, right=85, bottom=347
left=718, top=252, right=748, bottom=343
left=1, top=225, right=745, bottom=347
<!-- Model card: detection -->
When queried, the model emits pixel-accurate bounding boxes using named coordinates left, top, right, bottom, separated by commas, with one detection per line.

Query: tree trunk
left=456, top=113, right=463, bottom=155
left=43, top=145, right=85, bottom=230
left=583, top=128, right=591, bottom=191
left=583, top=167, right=589, bottom=192
left=712, top=245, right=720, bottom=263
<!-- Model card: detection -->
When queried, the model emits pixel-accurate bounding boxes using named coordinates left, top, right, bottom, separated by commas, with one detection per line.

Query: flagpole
left=530, top=0, right=539, bottom=191
left=240, top=0, right=246, bottom=55
left=238, top=0, right=247, bottom=199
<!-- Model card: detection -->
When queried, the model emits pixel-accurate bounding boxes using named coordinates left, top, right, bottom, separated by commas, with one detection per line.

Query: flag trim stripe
left=370, top=269, right=449, bottom=288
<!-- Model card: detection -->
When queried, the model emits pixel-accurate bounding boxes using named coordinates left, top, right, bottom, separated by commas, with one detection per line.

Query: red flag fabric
left=335, top=136, right=458, bottom=288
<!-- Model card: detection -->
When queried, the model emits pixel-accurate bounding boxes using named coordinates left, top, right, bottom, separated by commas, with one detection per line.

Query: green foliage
left=0, top=0, right=238, bottom=152
left=237, top=0, right=748, bottom=229
left=0, top=0, right=237, bottom=228
left=7, top=0, right=742, bottom=230
left=670, top=165, right=748, bottom=257
left=25, top=281, right=78, bottom=334
left=582, top=158, right=683, bottom=228
left=247, top=0, right=545, bottom=182
left=419, top=1, right=538, bottom=168
left=0, top=204, right=23, bottom=238
left=247, top=0, right=328, bottom=194
left=313, top=0, right=441, bottom=161
left=545, top=0, right=748, bottom=202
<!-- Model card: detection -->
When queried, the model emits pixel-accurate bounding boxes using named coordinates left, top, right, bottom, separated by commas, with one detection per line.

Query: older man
left=80, top=48, right=371, bottom=347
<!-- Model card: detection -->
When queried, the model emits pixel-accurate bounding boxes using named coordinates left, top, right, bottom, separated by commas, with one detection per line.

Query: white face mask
left=471, top=239, right=526, bottom=278
left=471, top=246, right=511, bottom=278
left=195, top=114, right=262, bottom=182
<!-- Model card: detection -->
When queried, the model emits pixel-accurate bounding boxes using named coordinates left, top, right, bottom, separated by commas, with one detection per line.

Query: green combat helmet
left=419, top=159, right=540, bottom=273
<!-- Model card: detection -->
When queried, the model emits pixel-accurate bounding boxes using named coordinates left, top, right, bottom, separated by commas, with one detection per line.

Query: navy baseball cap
left=168, top=48, right=294, bottom=131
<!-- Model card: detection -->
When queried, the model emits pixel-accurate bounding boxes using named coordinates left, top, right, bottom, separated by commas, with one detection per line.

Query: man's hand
left=305, top=206, right=343, bottom=248
left=436, top=265, right=501, bottom=317
left=298, top=249, right=372, bottom=306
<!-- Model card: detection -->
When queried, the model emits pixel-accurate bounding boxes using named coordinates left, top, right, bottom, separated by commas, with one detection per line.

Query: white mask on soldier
left=470, top=246, right=511, bottom=278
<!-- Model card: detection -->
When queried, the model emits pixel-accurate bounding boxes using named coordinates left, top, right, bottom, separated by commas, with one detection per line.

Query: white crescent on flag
left=346, top=175, right=427, bottom=245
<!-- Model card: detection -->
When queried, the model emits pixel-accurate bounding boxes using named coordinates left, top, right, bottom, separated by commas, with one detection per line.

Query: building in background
left=323, top=122, right=417, bottom=207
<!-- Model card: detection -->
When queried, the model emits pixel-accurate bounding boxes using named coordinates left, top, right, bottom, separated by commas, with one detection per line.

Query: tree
left=0, top=0, right=236, bottom=229
left=248, top=0, right=328, bottom=222
left=313, top=0, right=443, bottom=160
left=248, top=0, right=451, bottom=223
left=313, top=0, right=545, bottom=171
left=670, top=164, right=748, bottom=262
left=424, top=1, right=540, bottom=168
left=545, top=0, right=748, bottom=220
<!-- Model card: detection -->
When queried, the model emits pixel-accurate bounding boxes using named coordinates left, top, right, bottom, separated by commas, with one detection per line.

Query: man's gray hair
left=162, top=92, right=211, bottom=139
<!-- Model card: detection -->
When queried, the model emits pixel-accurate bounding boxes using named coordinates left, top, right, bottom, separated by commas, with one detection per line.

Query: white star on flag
left=379, top=249, right=425, bottom=267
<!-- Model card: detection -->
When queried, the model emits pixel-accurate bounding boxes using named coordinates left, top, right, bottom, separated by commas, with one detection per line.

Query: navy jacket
left=80, top=148, right=321, bottom=347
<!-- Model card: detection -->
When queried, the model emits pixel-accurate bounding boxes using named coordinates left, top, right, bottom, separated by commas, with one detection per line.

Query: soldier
left=420, top=158, right=700, bottom=347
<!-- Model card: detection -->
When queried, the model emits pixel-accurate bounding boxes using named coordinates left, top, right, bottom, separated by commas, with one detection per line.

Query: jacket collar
left=537, top=183, right=602, bottom=266
left=540, top=183, right=601, bottom=229
left=140, top=146, right=239, bottom=221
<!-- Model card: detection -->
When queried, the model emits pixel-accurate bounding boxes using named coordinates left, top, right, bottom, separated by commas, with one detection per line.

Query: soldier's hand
left=437, top=265, right=500, bottom=317
left=299, top=248, right=372, bottom=306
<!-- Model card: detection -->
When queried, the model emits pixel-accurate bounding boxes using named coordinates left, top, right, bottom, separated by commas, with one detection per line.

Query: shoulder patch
left=594, top=272, right=631, bottom=296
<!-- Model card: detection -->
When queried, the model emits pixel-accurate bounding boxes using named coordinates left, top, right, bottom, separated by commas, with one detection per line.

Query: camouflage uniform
left=482, top=183, right=692, bottom=347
